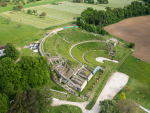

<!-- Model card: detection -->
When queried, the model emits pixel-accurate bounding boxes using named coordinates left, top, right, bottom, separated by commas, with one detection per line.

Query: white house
left=0, top=44, right=6, bottom=57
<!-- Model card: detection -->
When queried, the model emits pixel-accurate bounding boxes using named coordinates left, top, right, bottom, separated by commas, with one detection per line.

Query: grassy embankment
left=50, top=105, right=82, bottom=113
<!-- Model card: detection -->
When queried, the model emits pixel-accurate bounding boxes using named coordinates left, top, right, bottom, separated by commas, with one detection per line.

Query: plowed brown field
left=104, top=16, right=150, bottom=63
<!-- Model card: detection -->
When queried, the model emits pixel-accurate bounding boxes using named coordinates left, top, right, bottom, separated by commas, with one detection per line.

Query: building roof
left=0, top=44, right=6, bottom=50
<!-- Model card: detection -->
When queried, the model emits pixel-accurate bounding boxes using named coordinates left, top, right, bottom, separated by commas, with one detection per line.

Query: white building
left=0, top=44, right=6, bottom=57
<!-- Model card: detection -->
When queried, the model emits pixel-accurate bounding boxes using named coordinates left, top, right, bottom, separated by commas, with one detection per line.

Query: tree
left=40, top=12, right=46, bottom=18
left=4, top=83, right=15, bottom=100
left=11, top=87, right=52, bottom=113
left=120, top=92, right=126, bottom=100
left=0, top=1, right=7, bottom=7
left=105, top=6, right=111, bottom=11
left=129, top=42, right=135, bottom=48
left=33, top=10, right=37, bottom=15
left=0, top=57, right=16, bottom=92
left=0, top=93, right=10, bottom=113
left=116, top=99, right=140, bottom=113
left=17, top=4, right=23, bottom=11
left=100, top=100, right=118, bottom=113
left=38, top=85, right=52, bottom=113
left=11, top=89, right=27, bottom=113
left=4, top=43, right=18, bottom=60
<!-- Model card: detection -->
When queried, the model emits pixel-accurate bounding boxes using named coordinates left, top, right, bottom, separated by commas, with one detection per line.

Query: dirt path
left=104, top=16, right=150, bottom=63
left=15, top=47, right=22, bottom=64
left=52, top=72, right=129, bottom=113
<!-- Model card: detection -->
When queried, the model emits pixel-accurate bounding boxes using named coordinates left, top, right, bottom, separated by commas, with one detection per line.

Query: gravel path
left=52, top=72, right=129, bottom=113
left=96, top=57, right=119, bottom=63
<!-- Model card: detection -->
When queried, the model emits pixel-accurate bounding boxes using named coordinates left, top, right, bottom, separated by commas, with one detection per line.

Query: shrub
left=0, top=2, right=7, bottom=7
left=120, top=92, right=126, bottom=100
left=13, top=6, right=17, bottom=10
left=51, top=2, right=58, bottom=5
left=17, top=23, right=21, bottom=27
left=40, top=12, right=46, bottom=17
left=27, top=9, right=32, bottom=14
left=122, top=86, right=132, bottom=94
left=17, top=4, right=23, bottom=11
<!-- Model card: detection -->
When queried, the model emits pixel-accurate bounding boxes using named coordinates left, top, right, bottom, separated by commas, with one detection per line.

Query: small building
left=29, top=43, right=39, bottom=50
left=0, top=44, right=6, bottom=57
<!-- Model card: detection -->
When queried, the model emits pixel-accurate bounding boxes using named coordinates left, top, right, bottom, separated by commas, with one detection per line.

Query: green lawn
left=117, top=55, right=150, bottom=110
left=114, top=77, right=150, bottom=110
left=118, top=55, right=150, bottom=86
left=50, top=105, right=82, bottom=113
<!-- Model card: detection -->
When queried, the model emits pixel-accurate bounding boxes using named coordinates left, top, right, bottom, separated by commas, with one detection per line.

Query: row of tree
left=77, top=1, right=150, bottom=35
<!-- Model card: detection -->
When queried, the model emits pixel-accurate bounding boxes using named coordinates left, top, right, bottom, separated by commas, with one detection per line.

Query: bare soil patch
left=104, top=16, right=150, bottom=63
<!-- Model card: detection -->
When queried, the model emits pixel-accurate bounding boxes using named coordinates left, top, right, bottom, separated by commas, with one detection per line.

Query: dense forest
left=0, top=52, right=51, bottom=112
left=143, top=0, right=150, bottom=3
left=77, top=1, right=150, bottom=35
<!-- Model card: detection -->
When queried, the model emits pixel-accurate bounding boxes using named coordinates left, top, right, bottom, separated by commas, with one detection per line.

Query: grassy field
left=0, top=15, right=45, bottom=57
left=118, top=56, right=150, bottom=86
left=117, top=55, right=150, bottom=110
left=97, top=0, right=141, bottom=8
left=0, top=0, right=64, bottom=13
left=50, top=105, right=82, bottom=113
left=0, top=1, right=106, bottom=28
left=0, top=9, right=79, bottom=28
left=114, top=77, right=150, bottom=110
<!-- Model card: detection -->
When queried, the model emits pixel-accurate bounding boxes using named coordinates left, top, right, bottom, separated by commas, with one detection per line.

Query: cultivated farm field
left=104, top=15, right=150, bottom=64
left=0, top=1, right=106, bottom=28
left=0, top=0, right=140, bottom=28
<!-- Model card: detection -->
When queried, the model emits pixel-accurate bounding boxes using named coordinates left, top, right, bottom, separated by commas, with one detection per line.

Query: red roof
left=0, top=44, right=6, bottom=50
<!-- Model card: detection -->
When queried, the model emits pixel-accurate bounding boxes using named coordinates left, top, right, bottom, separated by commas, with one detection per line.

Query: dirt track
left=104, top=16, right=150, bottom=63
